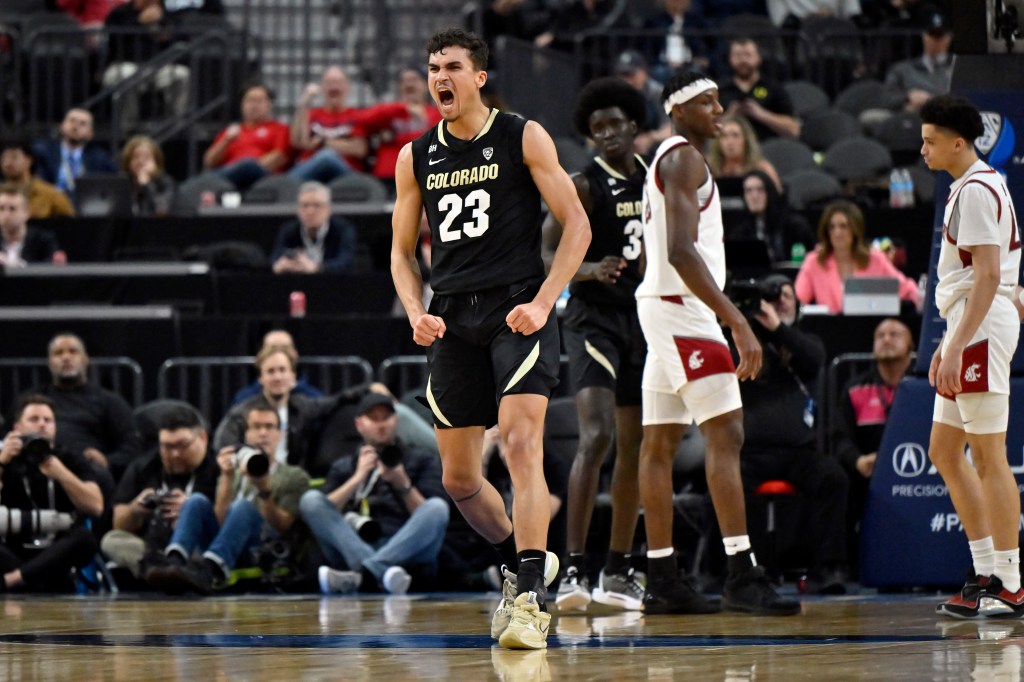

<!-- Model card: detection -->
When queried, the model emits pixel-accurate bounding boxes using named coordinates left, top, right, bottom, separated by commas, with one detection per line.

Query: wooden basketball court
left=2, top=591, right=1021, bottom=680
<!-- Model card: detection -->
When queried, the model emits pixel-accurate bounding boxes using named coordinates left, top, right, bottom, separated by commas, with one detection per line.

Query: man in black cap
left=615, top=50, right=670, bottom=153
left=300, top=391, right=448, bottom=595
left=884, top=10, right=954, bottom=112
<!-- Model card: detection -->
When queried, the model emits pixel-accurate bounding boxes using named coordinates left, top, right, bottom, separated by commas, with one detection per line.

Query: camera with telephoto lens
left=377, top=443, right=403, bottom=468
left=728, top=277, right=784, bottom=316
left=343, top=511, right=382, bottom=543
left=17, top=433, right=53, bottom=468
left=233, top=444, right=270, bottom=477
left=0, top=506, right=74, bottom=539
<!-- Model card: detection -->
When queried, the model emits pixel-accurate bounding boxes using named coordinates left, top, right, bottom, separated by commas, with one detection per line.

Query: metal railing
left=156, top=355, right=373, bottom=427
left=0, top=357, right=144, bottom=409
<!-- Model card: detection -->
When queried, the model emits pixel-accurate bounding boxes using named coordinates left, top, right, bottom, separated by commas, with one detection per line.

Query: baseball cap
left=615, top=50, right=647, bottom=74
left=356, top=392, right=395, bottom=417
left=924, top=11, right=951, bottom=36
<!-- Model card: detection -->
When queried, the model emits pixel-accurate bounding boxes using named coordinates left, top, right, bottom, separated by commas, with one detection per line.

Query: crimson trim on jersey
left=960, top=179, right=1002, bottom=223
left=943, top=224, right=956, bottom=245
left=673, top=335, right=736, bottom=381
left=945, top=168, right=999, bottom=204
left=653, top=141, right=690, bottom=194
left=958, top=247, right=972, bottom=267
left=699, top=180, right=716, bottom=213
left=661, top=295, right=685, bottom=305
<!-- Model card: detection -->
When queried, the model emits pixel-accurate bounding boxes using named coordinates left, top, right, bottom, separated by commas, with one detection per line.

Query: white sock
left=993, top=548, right=1021, bottom=593
left=647, top=547, right=674, bottom=559
left=969, top=537, right=996, bottom=577
left=723, top=535, right=752, bottom=556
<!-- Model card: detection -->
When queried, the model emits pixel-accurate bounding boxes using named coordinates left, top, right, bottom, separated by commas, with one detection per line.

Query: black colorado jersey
left=412, top=109, right=543, bottom=295
left=568, top=155, right=647, bottom=307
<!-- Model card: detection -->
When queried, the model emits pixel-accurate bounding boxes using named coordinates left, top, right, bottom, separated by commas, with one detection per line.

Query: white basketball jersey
left=635, top=135, right=725, bottom=298
left=935, top=159, right=1022, bottom=317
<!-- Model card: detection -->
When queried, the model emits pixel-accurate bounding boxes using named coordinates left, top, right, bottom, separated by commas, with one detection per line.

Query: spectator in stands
left=767, top=0, right=861, bottom=27
left=0, top=139, right=75, bottom=219
left=231, top=330, right=324, bottom=406
left=120, top=136, right=175, bottom=217
left=271, top=181, right=356, bottom=274
left=102, top=0, right=191, bottom=132
left=643, top=0, right=709, bottom=83
left=304, top=392, right=448, bottom=595
left=146, top=401, right=309, bottom=594
left=100, top=404, right=219, bottom=580
left=468, top=0, right=545, bottom=61
left=726, top=169, right=814, bottom=263
left=33, top=108, right=118, bottom=199
left=359, top=66, right=442, bottom=188
left=831, top=317, right=913, bottom=571
left=203, top=83, right=291, bottom=192
left=614, top=51, right=670, bottom=155
left=707, top=115, right=782, bottom=190
left=794, top=199, right=919, bottom=313
left=734, top=274, right=849, bottom=593
left=0, top=184, right=62, bottom=268
left=717, top=38, right=800, bottom=140
left=56, top=0, right=122, bottom=27
left=214, top=344, right=343, bottom=472
left=534, top=0, right=617, bottom=51
left=883, top=10, right=953, bottom=112
left=289, top=66, right=368, bottom=183
left=11, top=333, right=141, bottom=483
left=0, top=394, right=103, bottom=592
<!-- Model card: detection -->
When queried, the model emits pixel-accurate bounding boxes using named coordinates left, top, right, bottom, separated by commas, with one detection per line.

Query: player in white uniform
left=634, top=71, right=799, bottom=616
left=921, top=95, right=1024, bottom=619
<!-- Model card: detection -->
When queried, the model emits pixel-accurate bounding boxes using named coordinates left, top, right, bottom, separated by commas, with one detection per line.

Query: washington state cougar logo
left=964, top=363, right=982, bottom=383
left=688, top=350, right=704, bottom=371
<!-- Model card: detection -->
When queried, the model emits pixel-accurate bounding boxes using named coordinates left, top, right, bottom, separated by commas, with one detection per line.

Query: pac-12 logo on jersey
left=483, top=147, right=493, bottom=160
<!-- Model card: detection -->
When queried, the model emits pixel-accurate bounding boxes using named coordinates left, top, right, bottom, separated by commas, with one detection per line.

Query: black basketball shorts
left=561, top=295, right=645, bottom=407
left=424, top=279, right=560, bottom=428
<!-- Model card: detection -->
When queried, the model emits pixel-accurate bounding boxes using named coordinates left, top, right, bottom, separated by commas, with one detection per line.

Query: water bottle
left=889, top=169, right=903, bottom=208
left=790, top=242, right=806, bottom=263
left=900, top=168, right=916, bottom=207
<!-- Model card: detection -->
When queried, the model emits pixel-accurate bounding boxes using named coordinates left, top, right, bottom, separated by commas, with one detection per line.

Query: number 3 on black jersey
left=438, top=189, right=491, bottom=242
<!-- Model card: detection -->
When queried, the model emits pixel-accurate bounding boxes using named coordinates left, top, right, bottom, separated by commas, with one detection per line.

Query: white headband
left=663, top=78, right=718, bottom=115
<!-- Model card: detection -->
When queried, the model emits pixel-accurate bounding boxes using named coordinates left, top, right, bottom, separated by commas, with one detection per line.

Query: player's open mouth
left=437, top=88, right=455, bottom=108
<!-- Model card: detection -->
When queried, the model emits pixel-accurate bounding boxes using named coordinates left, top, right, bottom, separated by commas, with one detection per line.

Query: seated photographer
left=731, top=274, right=849, bottom=593
left=100, top=405, right=219, bottom=581
left=302, top=392, right=448, bottom=595
left=146, top=401, right=310, bottom=594
left=0, top=395, right=103, bottom=592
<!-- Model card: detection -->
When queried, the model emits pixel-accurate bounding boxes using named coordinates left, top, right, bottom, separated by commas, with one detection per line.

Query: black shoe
left=936, top=570, right=992, bottom=619
left=805, top=567, right=848, bottom=596
left=153, top=558, right=218, bottom=596
left=723, top=565, right=801, bottom=616
left=143, top=551, right=187, bottom=593
left=643, top=572, right=720, bottom=615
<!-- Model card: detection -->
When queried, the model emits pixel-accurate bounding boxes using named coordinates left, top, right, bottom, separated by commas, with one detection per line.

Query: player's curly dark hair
left=661, top=70, right=712, bottom=106
left=920, top=94, right=984, bottom=141
left=426, top=28, right=489, bottom=71
left=572, top=77, right=649, bottom=137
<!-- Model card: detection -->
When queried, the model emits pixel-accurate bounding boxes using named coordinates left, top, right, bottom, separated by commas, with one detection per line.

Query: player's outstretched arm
left=660, top=145, right=761, bottom=380
left=391, top=143, right=446, bottom=346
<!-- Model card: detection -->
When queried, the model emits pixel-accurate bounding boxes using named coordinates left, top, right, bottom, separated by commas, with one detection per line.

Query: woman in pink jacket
left=795, top=200, right=919, bottom=313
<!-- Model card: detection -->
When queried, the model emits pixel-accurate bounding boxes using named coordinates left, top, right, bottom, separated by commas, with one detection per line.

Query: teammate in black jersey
left=541, top=78, right=649, bottom=614
left=391, top=28, right=590, bottom=650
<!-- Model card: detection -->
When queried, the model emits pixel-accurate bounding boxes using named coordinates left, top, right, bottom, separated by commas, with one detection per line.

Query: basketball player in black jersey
left=391, top=28, right=590, bottom=650
left=541, top=78, right=648, bottom=613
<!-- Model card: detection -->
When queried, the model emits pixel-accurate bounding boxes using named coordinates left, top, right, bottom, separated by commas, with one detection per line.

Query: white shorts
left=637, top=295, right=742, bottom=426
left=932, top=295, right=1019, bottom=434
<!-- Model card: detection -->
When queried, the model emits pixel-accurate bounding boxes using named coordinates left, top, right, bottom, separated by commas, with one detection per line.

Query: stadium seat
left=783, top=80, right=831, bottom=119
left=906, top=164, right=936, bottom=205
left=244, top=174, right=301, bottom=204
left=821, top=136, right=893, bottom=183
left=329, top=172, right=388, bottom=203
left=799, top=16, right=865, bottom=98
left=761, top=137, right=817, bottom=178
left=834, top=79, right=893, bottom=118
left=799, top=108, right=861, bottom=152
left=873, top=110, right=924, bottom=166
left=782, top=168, right=842, bottom=210
left=172, top=172, right=236, bottom=216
